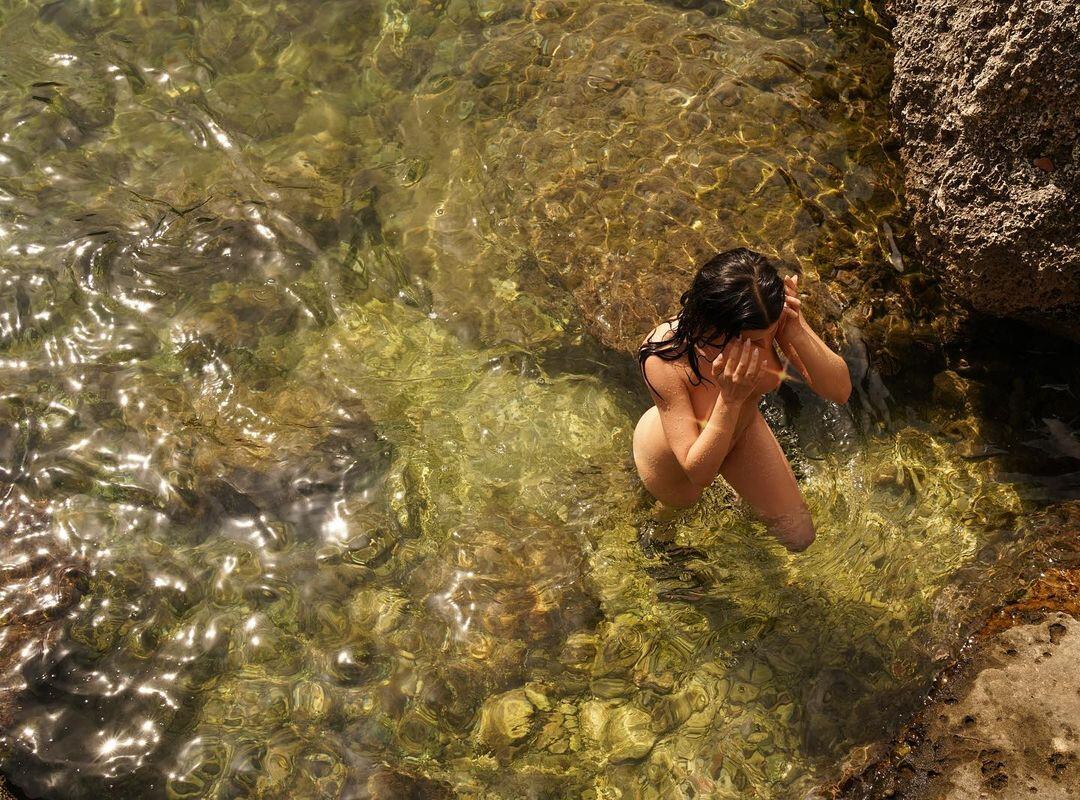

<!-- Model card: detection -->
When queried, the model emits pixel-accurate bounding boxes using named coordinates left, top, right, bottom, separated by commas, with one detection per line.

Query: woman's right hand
left=698, top=338, right=764, bottom=406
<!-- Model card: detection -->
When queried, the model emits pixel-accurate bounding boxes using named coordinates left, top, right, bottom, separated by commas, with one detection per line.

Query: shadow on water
left=943, top=317, right=1080, bottom=503
left=644, top=526, right=931, bottom=760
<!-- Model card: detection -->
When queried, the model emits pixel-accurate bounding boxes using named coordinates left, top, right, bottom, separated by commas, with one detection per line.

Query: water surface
left=0, top=1, right=1067, bottom=798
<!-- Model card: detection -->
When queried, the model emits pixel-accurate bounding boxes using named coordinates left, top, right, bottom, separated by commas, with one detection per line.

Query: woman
left=633, top=248, right=852, bottom=551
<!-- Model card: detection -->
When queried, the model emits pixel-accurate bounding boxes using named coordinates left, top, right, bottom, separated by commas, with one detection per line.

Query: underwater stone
left=931, top=369, right=974, bottom=409
left=473, top=689, right=537, bottom=749
left=347, top=588, right=409, bottom=635
left=606, top=704, right=660, bottom=764
left=367, top=768, right=454, bottom=800
left=580, top=699, right=659, bottom=764
left=291, top=680, right=334, bottom=725
left=650, top=685, right=709, bottom=734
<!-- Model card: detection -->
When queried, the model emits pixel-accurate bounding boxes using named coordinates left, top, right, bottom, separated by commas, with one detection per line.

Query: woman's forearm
left=785, top=321, right=852, bottom=403
left=681, top=398, right=742, bottom=488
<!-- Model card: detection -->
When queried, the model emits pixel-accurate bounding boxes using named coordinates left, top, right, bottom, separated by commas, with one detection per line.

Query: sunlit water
left=0, top=1, right=1073, bottom=798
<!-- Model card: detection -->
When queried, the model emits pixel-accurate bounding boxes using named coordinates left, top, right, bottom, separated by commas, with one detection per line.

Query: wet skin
left=633, top=277, right=852, bottom=551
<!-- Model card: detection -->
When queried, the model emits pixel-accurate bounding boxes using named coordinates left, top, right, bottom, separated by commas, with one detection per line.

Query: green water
left=0, top=1, right=1061, bottom=798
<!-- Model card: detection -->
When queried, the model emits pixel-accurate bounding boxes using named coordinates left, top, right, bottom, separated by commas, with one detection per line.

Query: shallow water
left=0, top=1, right=1072, bottom=798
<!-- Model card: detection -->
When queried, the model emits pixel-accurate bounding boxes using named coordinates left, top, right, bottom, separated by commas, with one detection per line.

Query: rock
left=579, top=700, right=658, bottom=764
left=415, top=520, right=601, bottom=647
left=291, top=681, right=333, bottom=725
left=1034, top=157, right=1055, bottom=174
left=605, top=703, right=658, bottom=764
left=868, top=613, right=1080, bottom=794
left=889, top=0, right=1080, bottom=340
left=931, top=369, right=973, bottom=408
left=473, top=689, right=537, bottom=749
left=0, top=495, right=87, bottom=730
left=828, top=502, right=1080, bottom=800
left=366, top=768, right=454, bottom=800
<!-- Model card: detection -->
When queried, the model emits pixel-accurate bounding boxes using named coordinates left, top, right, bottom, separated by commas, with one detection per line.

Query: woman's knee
left=765, top=507, right=816, bottom=552
left=665, top=486, right=703, bottom=509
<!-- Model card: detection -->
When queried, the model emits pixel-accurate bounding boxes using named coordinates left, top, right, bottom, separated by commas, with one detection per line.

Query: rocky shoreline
left=835, top=612, right=1080, bottom=798
left=826, top=503, right=1080, bottom=798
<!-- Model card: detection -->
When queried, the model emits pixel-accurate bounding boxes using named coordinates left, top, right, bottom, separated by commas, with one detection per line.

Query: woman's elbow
left=826, top=370, right=852, bottom=405
left=680, top=460, right=718, bottom=492
left=832, top=379, right=852, bottom=405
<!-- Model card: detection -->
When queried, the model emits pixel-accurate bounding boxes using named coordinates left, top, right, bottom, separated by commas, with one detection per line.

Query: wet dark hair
left=638, top=247, right=786, bottom=398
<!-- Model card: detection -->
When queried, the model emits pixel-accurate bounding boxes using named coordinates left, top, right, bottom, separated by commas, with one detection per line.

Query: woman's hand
left=776, top=274, right=805, bottom=342
left=698, top=338, right=764, bottom=406
left=775, top=275, right=812, bottom=386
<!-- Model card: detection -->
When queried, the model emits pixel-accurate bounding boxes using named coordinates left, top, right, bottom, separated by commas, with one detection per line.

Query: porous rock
left=580, top=699, right=658, bottom=764
left=836, top=612, right=1080, bottom=799
left=890, top=0, right=1080, bottom=340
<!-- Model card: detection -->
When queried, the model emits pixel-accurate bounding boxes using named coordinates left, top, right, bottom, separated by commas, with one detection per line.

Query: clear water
left=0, top=1, right=1069, bottom=798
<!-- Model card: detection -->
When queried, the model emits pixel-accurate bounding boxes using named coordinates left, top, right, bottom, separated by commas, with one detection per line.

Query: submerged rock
left=580, top=699, right=659, bottom=764
left=931, top=369, right=975, bottom=409
left=473, top=689, right=537, bottom=750
left=366, top=768, right=454, bottom=800
left=889, top=0, right=1080, bottom=340
left=0, top=495, right=87, bottom=726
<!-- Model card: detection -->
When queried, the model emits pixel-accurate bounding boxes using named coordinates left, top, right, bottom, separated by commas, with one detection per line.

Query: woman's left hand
left=777, top=274, right=804, bottom=341
left=776, top=274, right=812, bottom=385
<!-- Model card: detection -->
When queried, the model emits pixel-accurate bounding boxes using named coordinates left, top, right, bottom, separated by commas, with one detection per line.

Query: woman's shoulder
left=641, top=319, right=678, bottom=348
left=639, top=320, right=691, bottom=395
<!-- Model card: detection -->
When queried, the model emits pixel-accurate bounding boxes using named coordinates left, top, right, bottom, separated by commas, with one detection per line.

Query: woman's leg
left=718, top=410, right=815, bottom=551
left=633, top=406, right=703, bottom=509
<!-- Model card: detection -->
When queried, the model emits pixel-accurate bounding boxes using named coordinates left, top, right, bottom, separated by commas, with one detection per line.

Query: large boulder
left=889, top=0, right=1080, bottom=340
